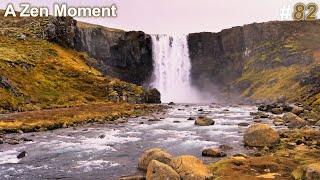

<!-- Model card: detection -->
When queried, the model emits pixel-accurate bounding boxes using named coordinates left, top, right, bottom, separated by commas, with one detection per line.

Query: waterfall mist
left=150, top=34, right=209, bottom=103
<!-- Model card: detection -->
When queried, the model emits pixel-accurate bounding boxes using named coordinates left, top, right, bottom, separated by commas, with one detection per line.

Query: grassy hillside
left=0, top=14, right=153, bottom=113
left=234, top=21, right=320, bottom=110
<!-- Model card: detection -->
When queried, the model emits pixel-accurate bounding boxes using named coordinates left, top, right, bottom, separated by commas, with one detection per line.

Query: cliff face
left=74, top=23, right=153, bottom=85
left=41, top=17, right=319, bottom=108
left=188, top=21, right=320, bottom=108
left=42, top=18, right=153, bottom=86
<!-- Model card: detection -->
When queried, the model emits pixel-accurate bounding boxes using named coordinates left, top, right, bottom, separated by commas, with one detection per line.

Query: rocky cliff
left=41, top=18, right=153, bottom=85
left=0, top=14, right=160, bottom=113
left=188, top=20, right=320, bottom=109
left=39, top=16, right=319, bottom=109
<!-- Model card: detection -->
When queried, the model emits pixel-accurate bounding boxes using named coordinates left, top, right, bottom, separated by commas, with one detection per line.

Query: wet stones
left=195, top=116, right=215, bottom=126
left=148, top=118, right=161, bottom=122
left=202, top=148, right=227, bottom=157
left=98, top=134, right=105, bottom=139
left=273, top=118, right=285, bottom=126
left=271, top=107, right=283, bottom=115
left=118, top=176, right=145, bottom=180
left=219, top=144, right=233, bottom=151
left=187, top=117, right=195, bottom=121
left=17, top=151, right=27, bottom=159
left=138, top=149, right=213, bottom=180
left=238, top=122, right=250, bottom=127
left=7, top=139, right=19, bottom=145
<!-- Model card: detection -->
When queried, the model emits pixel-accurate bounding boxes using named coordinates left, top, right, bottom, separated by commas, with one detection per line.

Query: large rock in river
left=138, top=148, right=173, bottom=171
left=290, top=105, right=304, bottom=115
left=195, top=116, right=215, bottom=126
left=244, top=124, right=280, bottom=147
left=282, top=112, right=307, bottom=128
left=146, top=160, right=180, bottom=180
left=170, top=155, right=213, bottom=180
left=305, top=163, right=320, bottom=180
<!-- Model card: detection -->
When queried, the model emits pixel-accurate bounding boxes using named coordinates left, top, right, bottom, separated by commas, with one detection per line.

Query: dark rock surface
left=42, top=19, right=153, bottom=86
left=187, top=21, right=319, bottom=97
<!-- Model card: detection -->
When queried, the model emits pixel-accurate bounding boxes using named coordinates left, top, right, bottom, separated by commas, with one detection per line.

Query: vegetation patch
left=0, top=102, right=165, bottom=133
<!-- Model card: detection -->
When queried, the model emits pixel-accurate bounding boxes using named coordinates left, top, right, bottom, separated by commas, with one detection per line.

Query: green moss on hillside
left=235, top=22, right=320, bottom=110
left=0, top=35, right=147, bottom=113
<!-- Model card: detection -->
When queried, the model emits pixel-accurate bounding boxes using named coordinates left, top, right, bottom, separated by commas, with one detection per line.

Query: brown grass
left=0, top=102, right=163, bottom=133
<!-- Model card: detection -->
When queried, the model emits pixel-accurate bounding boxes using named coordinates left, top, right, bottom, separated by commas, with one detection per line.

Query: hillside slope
left=188, top=21, right=320, bottom=110
left=0, top=13, right=159, bottom=114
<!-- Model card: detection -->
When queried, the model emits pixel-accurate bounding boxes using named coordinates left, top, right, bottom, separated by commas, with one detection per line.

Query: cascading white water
left=150, top=34, right=203, bottom=103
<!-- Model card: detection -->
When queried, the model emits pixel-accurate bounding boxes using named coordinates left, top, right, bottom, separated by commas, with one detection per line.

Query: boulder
left=282, top=112, right=307, bottom=128
left=17, top=151, right=27, bottom=159
left=202, top=148, right=227, bottom=157
left=315, top=120, right=320, bottom=127
left=219, top=144, right=233, bottom=150
left=195, top=116, right=215, bottom=126
left=148, top=118, right=161, bottom=122
left=271, top=107, right=283, bottom=115
left=7, top=139, right=19, bottom=145
left=290, top=105, right=304, bottom=115
left=253, top=112, right=269, bottom=118
left=168, top=102, right=175, bottom=105
left=170, top=155, right=213, bottom=180
left=187, top=117, right=195, bottom=121
left=277, top=95, right=286, bottom=103
left=138, top=148, right=173, bottom=171
left=146, top=160, right=180, bottom=180
left=238, top=122, right=250, bottom=127
left=305, top=163, right=320, bottom=180
left=118, top=176, right=145, bottom=180
left=273, top=118, right=285, bottom=126
left=244, top=124, right=280, bottom=147
left=307, top=119, right=318, bottom=125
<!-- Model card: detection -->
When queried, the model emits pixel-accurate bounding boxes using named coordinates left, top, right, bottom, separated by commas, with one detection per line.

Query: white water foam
left=0, top=150, right=21, bottom=165
left=150, top=34, right=207, bottom=103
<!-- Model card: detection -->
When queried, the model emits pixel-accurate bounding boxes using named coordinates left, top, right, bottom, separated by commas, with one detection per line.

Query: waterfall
left=150, top=34, right=203, bottom=103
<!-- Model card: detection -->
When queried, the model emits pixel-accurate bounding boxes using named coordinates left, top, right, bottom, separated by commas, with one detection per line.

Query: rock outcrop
left=194, top=116, right=215, bottom=126
left=244, top=124, right=280, bottom=147
left=138, top=148, right=173, bottom=171
left=188, top=20, right=320, bottom=107
left=282, top=112, right=308, bottom=128
left=202, top=148, right=227, bottom=157
left=42, top=18, right=153, bottom=86
left=170, top=155, right=213, bottom=179
left=146, top=160, right=180, bottom=180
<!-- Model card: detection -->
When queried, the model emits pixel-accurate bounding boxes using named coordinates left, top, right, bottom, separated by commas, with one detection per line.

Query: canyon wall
left=42, top=17, right=319, bottom=107
left=42, top=17, right=153, bottom=86
left=188, top=20, right=320, bottom=106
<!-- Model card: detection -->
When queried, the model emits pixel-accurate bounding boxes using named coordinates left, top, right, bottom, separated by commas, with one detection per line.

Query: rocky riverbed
left=0, top=103, right=319, bottom=180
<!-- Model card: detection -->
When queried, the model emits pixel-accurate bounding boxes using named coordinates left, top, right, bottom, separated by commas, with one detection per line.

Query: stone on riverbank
left=170, top=155, right=213, bottom=180
left=271, top=107, right=283, bottom=114
left=138, top=148, right=173, bottom=171
left=195, top=116, right=215, bottom=126
left=146, top=160, right=180, bottom=180
left=244, top=124, right=280, bottom=147
left=282, top=112, right=307, bottom=128
left=290, top=105, right=304, bottom=115
left=202, top=148, right=227, bottom=157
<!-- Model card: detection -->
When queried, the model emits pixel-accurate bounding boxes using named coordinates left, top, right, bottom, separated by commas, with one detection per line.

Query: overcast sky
left=0, top=0, right=318, bottom=34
